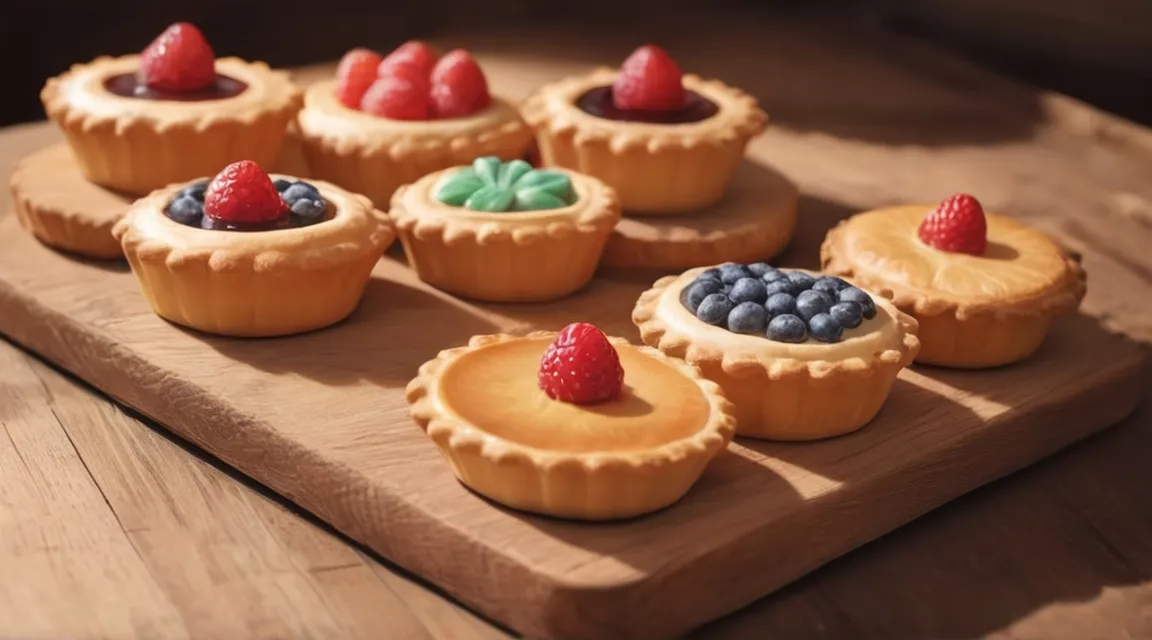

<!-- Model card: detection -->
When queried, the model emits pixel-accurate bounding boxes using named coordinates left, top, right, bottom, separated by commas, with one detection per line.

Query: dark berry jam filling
left=104, top=73, right=248, bottom=101
left=576, top=85, right=719, bottom=124
left=165, top=179, right=329, bottom=231
left=680, top=263, right=878, bottom=344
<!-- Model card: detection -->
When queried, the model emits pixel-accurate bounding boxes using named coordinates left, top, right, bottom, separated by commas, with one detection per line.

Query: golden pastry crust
left=41, top=55, right=302, bottom=195
left=296, top=80, right=533, bottom=207
left=521, top=68, right=767, bottom=215
left=10, top=143, right=127, bottom=259
left=389, top=166, right=621, bottom=302
left=405, top=331, right=737, bottom=520
left=820, top=206, right=1087, bottom=320
left=632, top=268, right=919, bottom=440
left=112, top=176, right=394, bottom=337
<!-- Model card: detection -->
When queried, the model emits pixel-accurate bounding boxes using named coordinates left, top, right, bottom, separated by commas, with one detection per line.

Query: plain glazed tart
left=390, top=157, right=621, bottom=302
left=405, top=326, right=736, bottom=520
left=633, top=264, right=920, bottom=440
left=41, top=25, right=301, bottom=196
left=297, top=45, right=532, bottom=208
left=821, top=196, right=1087, bottom=368
left=521, top=45, right=766, bottom=215
left=113, top=163, right=394, bottom=338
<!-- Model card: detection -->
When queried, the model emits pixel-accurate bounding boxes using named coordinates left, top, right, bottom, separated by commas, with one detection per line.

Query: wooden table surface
left=2, top=13, right=1151, bottom=639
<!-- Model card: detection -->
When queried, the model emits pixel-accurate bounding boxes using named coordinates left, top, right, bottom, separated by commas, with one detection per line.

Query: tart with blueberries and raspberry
left=113, top=160, right=394, bottom=338
left=41, top=22, right=301, bottom=196
left=632, top=262, right=920, bottom=441
left=821, top=194, right=1087, bottom=368
left=521, top=44, right=767, bottom=215
left=406, top=322, right=736, bottom=520
left=389, top=156, right=621, bottom=302
left=297, top=42, right=533, bottom=208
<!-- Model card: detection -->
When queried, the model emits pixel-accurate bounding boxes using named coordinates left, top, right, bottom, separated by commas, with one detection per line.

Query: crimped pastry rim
left=388, top=165, right=622, bottom=247
left=41, top=55, right=303, bottom=134
left=296, top=80, right=531, bottom=160
left=520, top=68, right=768, bottom=153
left=112, top=176, right=395, bottom=273
left=404, top=331, right=737, bottom=473
left=631, top=268, right=921, bottom=381
left=819, top=206, right=1088, bottom=321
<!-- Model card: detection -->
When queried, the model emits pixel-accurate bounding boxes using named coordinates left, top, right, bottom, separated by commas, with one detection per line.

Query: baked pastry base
left=406, top=332, right=736, bottom=520
left=10, top=143, right=128, bottom=260
left=113, top=176, right=394, bottom=338
left=271, top=121, right=312, bottom=178
left=602, top=160, right=797, bottom=269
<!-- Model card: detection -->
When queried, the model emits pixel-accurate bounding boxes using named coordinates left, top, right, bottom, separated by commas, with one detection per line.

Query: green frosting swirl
left=433, top=156, right=577, bottom=213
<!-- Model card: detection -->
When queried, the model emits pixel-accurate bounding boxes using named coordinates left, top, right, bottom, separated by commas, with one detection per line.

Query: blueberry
left=761, top=269, right=788, bottom=283
left=178, top=182, right=208, bottom=201
left=839, top=287, right=876, bottom=319
left=812, top=276, right=850, bottom=295
left=746, top=262, right=773, bottom=277
left=787, top=271, right=817, bottom=291
left=729, top=277, right=768, bottom=305
left=273, top=178, right=294, bottom=192
left=290, top=197, right=327, bottom=220
left=166, top=195, right=203, bottom=226
left=698, top=267, right=722, bottom=282
left=795, top=289, right=834, bottom=321
left=767, top=314, right=807, bottom=343
left=683, top=278, right=725, bottom=312
left=727, top=301, right=768, bottom=334
left=283, top=181, right=323, bottom=205
left=808, top=313, right=843, bottom=343
left=764, top=279, right=793, bottom=297
left=765, top=292, right=798, bottom=316
left=829, top=301, right=863, bottom=329
left=696, top=293, right=734, bottom=326
left=718, top=263, right=751, bottom=285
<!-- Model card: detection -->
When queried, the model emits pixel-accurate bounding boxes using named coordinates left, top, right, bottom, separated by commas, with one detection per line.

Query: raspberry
left=140, top=22, right=216, bottom=92
left=360, top=76, right=430, bottom=120
left=612, top=45, right=686, bottom=111
left=379, top=41, right=437, bottom=78
left=203, top=161, right=287, bottom=224
left=335, top=48, right=383, bottom=109
left=538, top=323, right=625, bottom=405
left=429, top=49, right=491, bottom=119
left=918, top=193, right=988, bottom=255
left=378, top=60, right=431, bottom=96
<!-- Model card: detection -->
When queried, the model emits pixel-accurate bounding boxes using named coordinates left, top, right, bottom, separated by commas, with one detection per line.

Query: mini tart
left=112, top=176, right=394, bottom=337
left=632, top=268, right=920, bottom=441
left=521, top=68, right=767, bottom=215
left=296, top=80, right=534, bottom=208
left=406, top=331, right=736, bottom=520
left=41, top=55, right=302, bottom=196
left=389, top=166, right=621, bottom=303
left=821, top=206, right=1087, bottom=368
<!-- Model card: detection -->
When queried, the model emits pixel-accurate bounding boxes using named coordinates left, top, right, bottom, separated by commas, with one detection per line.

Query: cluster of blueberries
left=165, top=179, right=328, bottom=230
left=680, top=262, right=877, bottom=343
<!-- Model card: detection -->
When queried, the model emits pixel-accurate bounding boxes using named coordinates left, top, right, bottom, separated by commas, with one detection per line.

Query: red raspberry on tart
left=538, top=322, right=625, bottom=404
left=297, top=41, right=532, bottom=207
left=521, top=44, right=767, bottom=215
left=41, top=22, right=302, bottom=195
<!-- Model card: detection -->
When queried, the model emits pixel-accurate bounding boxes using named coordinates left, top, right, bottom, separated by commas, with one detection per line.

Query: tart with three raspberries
left=41, top=22, right=301, bottom=196
left=113, top=161, right=394, bottom=337
left=297, top=42, right=533, bottom=208
left=406, top=322, right=736, bottom=520
left=633, top=263, right=920, bottom=441
left=522, top=45, right=767, bottom=215
left=390, top=156, right=621, bottom=302
left=821, top=194, right=1087, bottom=368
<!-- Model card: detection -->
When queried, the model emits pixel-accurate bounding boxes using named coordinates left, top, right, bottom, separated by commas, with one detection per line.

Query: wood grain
left=2, top=13, right=1152, bottom=639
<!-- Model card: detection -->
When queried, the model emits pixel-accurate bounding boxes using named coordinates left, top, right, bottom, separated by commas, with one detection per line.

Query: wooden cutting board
left=0, top=205, right=1143, bottom=638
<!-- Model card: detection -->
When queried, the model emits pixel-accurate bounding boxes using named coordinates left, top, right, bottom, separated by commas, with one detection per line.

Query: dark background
left=2, top=0, right=1150, bottom=127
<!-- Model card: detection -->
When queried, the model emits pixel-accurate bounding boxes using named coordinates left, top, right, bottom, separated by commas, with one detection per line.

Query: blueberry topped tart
left=521, top=44, right=767, bottom=215
left=389, top=156, right=620, bottom=303
left=113, top=161, right=394, bottom=338
left=633, top=263, right=920, bottom=441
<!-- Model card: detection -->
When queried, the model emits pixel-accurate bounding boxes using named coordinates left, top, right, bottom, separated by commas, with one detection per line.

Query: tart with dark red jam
left=165, top=162, right=329, bottom=231
left=521, top=45, right=768, bottom=214
left=40, top=21, right=301, bottom=195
